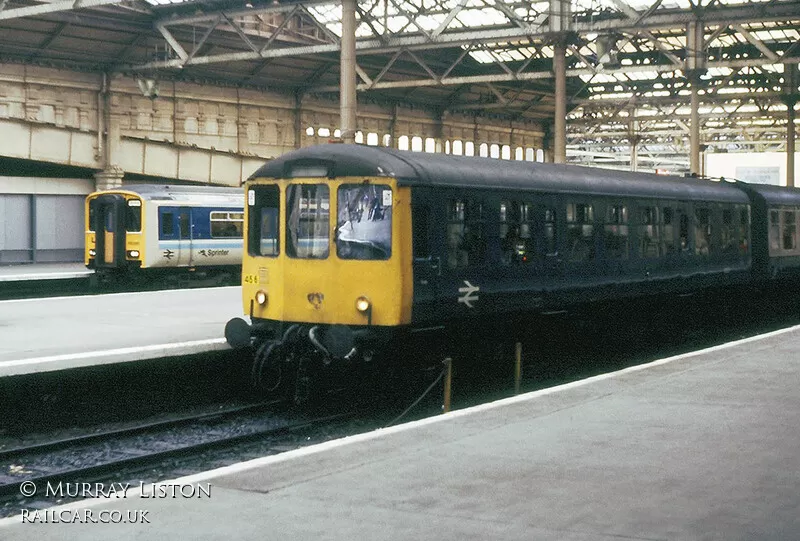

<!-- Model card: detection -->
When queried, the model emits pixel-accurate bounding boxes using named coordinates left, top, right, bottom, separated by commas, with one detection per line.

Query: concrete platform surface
left=0, top=262, right=93, bottom=282
left=0, top=287, right=240, bottom=376
left=2, top=323, right=799, bottom=540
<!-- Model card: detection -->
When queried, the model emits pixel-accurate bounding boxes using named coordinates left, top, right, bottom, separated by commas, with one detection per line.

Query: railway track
left=0, top=402, right=356, bottom=500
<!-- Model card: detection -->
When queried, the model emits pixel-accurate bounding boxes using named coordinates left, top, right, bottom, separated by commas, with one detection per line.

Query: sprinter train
left=225, top=144, right=800, bottom=402
left=86, top=184, right=244, bottom=285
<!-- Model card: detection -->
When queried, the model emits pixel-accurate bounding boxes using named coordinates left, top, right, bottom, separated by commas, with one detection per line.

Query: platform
left=0, top=287, right=240, bottom=377
left=1, top=322, right=798, bottom=539
left=0, top=262, right=93, bottom=282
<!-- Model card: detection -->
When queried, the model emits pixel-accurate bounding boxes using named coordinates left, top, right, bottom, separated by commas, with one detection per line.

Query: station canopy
left=0, top=0, right=798, bottom=170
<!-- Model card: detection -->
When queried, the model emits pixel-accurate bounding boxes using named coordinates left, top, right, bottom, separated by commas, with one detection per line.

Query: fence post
left=443, top=357, right=453, bottom=413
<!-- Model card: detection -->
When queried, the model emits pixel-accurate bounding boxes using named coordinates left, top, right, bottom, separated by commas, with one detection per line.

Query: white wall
left=706, top=152, right=800, bottom=186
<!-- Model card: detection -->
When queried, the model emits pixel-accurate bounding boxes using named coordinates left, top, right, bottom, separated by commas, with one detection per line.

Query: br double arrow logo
left=457, top=280, right=480, bottom=308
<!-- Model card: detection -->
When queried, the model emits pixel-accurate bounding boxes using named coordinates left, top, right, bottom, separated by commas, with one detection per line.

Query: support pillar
left=785, top=63, right=798, bottom=187
left=553, top=41, right=567, bottom=164
left=628, top=118, right=639, bottom=172
left=388, top=104, right=397, bottom=148
left=340, top=0, right=357, bottom=144
left=690, top=83, right=701, bottom=176
left=435, top=112, right=445, bottom=153
left=788, top=102, right=796, bottom=187
left=94, top=165, right=124, bottom=191
left=686, top=20, right=706, bottom=177
left=294, top=91, right=303, bottom=149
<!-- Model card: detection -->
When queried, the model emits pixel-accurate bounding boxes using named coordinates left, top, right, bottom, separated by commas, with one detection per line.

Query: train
left=85, top=184, right=244, bottom=285
left=224, top=144, right=800, bottom=403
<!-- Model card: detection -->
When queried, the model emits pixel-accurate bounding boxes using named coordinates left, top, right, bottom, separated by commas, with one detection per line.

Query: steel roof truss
left=733, top=23, right=779, bottom=61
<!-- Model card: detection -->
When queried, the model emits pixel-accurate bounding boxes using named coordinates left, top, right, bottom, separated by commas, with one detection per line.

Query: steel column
left=340, top=0, right=357, bottom=144
left=553, top=41, right=567, bottom=164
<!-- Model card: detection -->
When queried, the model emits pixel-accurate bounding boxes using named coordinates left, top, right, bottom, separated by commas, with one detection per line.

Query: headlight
left=355, top=296, right=371, bottom=313
left=89, top=249, right=96, bottom=257
left=127, top=250, right=140, bottom=258
left=255, top=290, right=268, bottom=306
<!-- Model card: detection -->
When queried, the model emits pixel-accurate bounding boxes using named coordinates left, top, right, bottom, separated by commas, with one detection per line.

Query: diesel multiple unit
left=85, top=184, right=244, bottom=284
left=223, top=144, right=800, bottom=402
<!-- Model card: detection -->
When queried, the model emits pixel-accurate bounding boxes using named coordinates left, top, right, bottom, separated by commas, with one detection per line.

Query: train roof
left=251, top=144, right=748, bottom=204
left=90, top=184, right=243, bottom=204
left=736, top=182, right=800, bottom=206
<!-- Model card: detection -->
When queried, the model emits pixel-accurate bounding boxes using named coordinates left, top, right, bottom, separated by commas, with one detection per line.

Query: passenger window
left=447, top=199, right=466, bottom=268
left=604, top=204, right=629, bottom=259
left=566, top=203, right=594, bottom=262
left=739, top=206, right=749, bottom=255
left=211, top=211, right=243, bottom=238
left=782, top=210, right=796, bottom=251
left=678, top=210, right=690, bottom=252
left=464, top=200, right=486, bottom=265
left=542, top=207, right=557, bottom=256
left=160, top=212, right=173, bottom=237
left=499, top=201, right=530, bottom=265
left=694, top=208, right=711, bottom=256
left=769, top=210, right=780, bottom=251
left=640, top=206, right=659, bottom=258
left=662, top=207, right=675, bottom=254
left=720, top=208, right=736, bottom=254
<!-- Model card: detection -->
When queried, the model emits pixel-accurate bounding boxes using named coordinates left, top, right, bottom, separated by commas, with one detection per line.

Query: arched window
left=465, top=142, right=475, bottom=156
left=398, top=135, right=409, bottom=150
left=453, top=140, right=463, bottom=155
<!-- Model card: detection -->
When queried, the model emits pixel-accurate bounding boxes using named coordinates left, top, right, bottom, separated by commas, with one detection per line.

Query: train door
left=158, top=207, right=193, bottom=267
left=410, top=188, right=443, bottom=324
left=176, top=209, right=193, bottom=266
left=93, top=194, right=126, bottom=268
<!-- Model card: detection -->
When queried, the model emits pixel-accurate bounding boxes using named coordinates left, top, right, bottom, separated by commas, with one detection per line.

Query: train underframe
left=225, top=317, right=413, bottom=405
left=225, top=274, right=791, bottom=406
left=89, top=262, right=241, bottom=288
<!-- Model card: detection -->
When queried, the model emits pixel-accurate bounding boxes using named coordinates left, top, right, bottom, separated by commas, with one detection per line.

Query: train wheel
left=252, top=341, right=288, bottom=396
